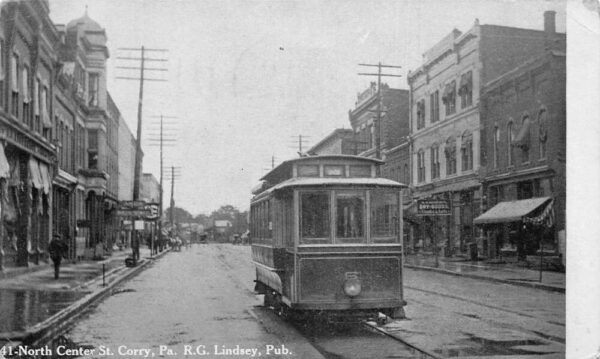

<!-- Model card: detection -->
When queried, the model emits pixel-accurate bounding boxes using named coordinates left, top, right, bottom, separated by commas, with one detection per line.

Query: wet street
left=53, top=244, right=564, bottom=359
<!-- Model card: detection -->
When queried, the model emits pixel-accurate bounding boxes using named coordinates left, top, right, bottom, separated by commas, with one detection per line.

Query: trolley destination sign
left=417, top=199, right=451, bottom=216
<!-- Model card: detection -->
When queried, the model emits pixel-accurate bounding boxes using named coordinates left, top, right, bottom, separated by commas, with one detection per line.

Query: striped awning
left=0, top=143, right=9, bottom=179
left=474, top=197, right=551, bottom=225
left=28, top=158, right=43, bottom=189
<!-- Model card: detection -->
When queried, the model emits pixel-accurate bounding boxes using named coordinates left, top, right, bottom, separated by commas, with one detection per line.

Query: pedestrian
left=132, top=232, right=140, bottom=261
left=48, top=234, right=68, bottom=280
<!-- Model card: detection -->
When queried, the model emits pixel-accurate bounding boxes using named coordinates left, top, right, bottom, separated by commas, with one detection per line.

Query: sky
left=48, top=0, right=566, bottom=215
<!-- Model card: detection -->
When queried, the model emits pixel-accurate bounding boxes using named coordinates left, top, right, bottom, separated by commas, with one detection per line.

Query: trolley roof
left=252, top=155, right=405, bottom=198
left=260, top=155, right=383, bottom=182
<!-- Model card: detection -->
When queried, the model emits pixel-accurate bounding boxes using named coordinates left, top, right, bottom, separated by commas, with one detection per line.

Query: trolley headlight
left=343, top=278, right=362, bottom=297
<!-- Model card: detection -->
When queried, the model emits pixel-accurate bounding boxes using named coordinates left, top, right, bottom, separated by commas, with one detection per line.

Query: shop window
left=417, top=149, right=425, bottom=183
left=335, top=191, right=365, bottom=242
left=430, top=90, right=440, bottom=123
left=430, top=145, right=440, bottom=179
left=371, top=190, right=398, bottom=242
left=445, top=137, right=457, bottom=175
left=300, top=192, right=330, bottom=242
left=461, top=132, right=473, bottom=171
left=517, top=181, right=534, bottom=200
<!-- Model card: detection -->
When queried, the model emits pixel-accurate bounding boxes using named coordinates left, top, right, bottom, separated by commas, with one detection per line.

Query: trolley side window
left=300, top=192, right=330, bottom=243
left=371, top=190, right=399, bottom=243
left=335, top=191, right=365, bottom=243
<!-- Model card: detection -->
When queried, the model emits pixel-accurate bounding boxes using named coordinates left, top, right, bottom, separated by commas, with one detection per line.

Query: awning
left=523, top=199, right=555, bottom=228
left=513, top=117, right=531, bottom=148
left=0, top=143, right=10, bottom=179
left=474, top=197, right=551, bottom=225
left=38, top=162, right=51, bottom=194
left=28, top=158, right=43, bottom=190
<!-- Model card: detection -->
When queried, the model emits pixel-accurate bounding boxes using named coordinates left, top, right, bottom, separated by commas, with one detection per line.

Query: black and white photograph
left=0, top=0, right=597, bottom=358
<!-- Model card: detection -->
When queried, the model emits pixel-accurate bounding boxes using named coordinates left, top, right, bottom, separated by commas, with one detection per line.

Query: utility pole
left=166, top=165, right=182, bottom=233
left=358, top=62, right=402, bottom=160
left=146, top=115, right=178, bottom=255
left=289, top=135, right=310, bottom=156
left=116, top=46, right=168, bottom=201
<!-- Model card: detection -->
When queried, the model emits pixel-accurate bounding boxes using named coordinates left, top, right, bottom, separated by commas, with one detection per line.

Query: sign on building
left=417, top=199, right=451, bottom=216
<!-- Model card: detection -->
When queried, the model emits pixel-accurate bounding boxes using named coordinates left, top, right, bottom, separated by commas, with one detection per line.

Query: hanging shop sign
left=417, top=199, right=451, bottom=216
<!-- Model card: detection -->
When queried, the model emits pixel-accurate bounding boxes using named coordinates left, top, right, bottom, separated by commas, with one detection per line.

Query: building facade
left=406, top=12, right=565, bottom=257
left=478, top=50, right=566, bottom=261
left=349, top=82, right=409, bottom=161
left=0, top=0, right=58, bottom=268
left=306, top=128, right=355, bottom=156
left=0, top=1, right=144, bottom=269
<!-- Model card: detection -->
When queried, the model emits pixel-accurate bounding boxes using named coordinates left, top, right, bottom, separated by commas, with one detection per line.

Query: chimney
left=544, top=10, right=556, bottom=34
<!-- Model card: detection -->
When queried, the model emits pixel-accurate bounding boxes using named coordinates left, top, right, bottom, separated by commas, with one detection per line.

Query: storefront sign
left=417, top=199, right=451, bottom=216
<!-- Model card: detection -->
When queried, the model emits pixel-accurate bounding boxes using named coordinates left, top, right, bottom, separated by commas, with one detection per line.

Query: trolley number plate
left=345, top=272, right=360, bottom=280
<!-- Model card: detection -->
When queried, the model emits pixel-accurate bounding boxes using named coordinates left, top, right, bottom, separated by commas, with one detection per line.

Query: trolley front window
left=371, top=190, right=399, bottom=243
left=336, top=191, right=365, bottom=243
left=300, top=192, right=330, bottom=243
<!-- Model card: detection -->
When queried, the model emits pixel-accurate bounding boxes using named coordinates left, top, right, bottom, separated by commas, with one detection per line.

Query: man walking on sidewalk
left=49, top=234, right=68, bottom=279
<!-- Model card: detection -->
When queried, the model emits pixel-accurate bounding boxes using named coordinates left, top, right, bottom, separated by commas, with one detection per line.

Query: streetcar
left=250, top=155, right=407, bottom=322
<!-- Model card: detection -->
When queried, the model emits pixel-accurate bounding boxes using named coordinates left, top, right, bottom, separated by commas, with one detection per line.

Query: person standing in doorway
left=48, top=234, right=68, bottom=279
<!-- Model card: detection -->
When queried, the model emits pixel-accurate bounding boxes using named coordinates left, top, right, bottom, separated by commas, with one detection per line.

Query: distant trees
left=164, top=204, right=248, bottom=234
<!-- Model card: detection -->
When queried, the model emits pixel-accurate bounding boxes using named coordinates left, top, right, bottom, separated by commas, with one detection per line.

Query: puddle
left=435, top=333, right=555, bottom=357
left=0, top=289, right=87, bottom=333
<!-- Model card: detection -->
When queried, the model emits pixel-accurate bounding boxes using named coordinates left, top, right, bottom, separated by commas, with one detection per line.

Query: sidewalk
left=0, top=246, right=168, bottom=347
left=404, top=253, right=565, bottom=293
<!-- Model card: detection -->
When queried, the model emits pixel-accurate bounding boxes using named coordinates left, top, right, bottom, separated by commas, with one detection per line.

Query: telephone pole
left=289, top=135, right=310, bottom=156
left=168, top=166, right=182, bottom=231
left=146, top=115, right=179, bottom=254
left=358, top=62, right=402, bottom=160
left=116, top=46, right=168, bottom=201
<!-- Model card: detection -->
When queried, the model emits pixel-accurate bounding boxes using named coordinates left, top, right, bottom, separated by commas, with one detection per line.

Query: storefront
left=474, top=197, right=556, bottom=263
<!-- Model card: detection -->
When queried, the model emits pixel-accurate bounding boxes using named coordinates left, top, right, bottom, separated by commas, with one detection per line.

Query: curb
left=7, top=249, right=171, bottom=347
left=404, top=264, right=565, bottom=293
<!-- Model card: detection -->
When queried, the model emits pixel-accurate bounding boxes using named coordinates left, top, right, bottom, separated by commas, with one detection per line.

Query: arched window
left=461, top=131, right=473, bottom=171
left=445, top=137, right=457, bottom=175
left=507, top=121, right=514, bottom=166
left=538, top=108, right=548, bottom=159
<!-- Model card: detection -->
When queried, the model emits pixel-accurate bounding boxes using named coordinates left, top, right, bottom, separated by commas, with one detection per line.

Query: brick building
left=306, top=128, right=355, bottom=156
left=0, top=0, right=57, bottom=268
left=476, top=49, right=565, bottom=262
left=348, top=82, right=409, bottom=161
left=406, top=11, right=565, bottom=257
